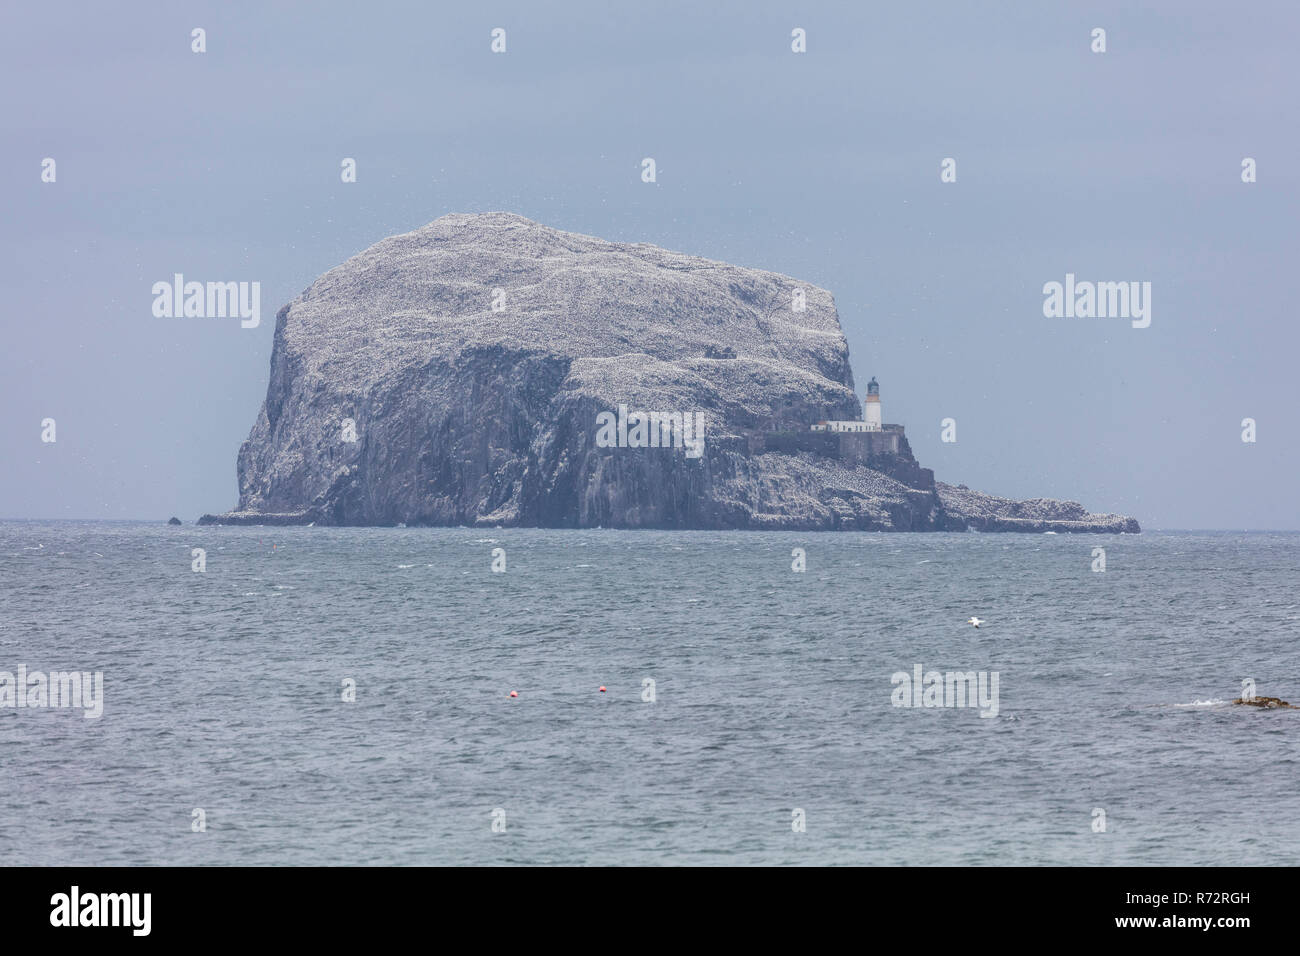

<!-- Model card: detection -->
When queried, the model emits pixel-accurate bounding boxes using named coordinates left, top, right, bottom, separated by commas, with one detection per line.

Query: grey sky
left=2, top=1, right=1296, bottom=528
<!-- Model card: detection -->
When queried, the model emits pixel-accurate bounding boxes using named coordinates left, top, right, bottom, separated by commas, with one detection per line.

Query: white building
left=811, top=420, right=875, bottom=432
left=811, top=377, right=883, bottom=432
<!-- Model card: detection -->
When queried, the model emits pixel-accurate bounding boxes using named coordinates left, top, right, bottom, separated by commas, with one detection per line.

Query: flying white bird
left=967, top=617, right=984, bottom=628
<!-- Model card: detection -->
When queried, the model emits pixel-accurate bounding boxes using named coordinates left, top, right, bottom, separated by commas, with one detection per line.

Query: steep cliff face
left=200, top=213, right=1138, bottom=533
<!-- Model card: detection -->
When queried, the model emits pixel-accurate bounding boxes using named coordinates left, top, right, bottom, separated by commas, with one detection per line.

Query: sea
left=2, top=522, right=1298, bottom=866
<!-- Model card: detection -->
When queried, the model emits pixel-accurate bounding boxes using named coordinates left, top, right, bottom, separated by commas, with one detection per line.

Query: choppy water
left=2, top=522, right=1298, bottom=865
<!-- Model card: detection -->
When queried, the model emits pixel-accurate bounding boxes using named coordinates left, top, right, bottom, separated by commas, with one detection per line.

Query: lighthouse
left=808, top=376, right=887, bottom=433
left=864, top=376, right=882, bottom=431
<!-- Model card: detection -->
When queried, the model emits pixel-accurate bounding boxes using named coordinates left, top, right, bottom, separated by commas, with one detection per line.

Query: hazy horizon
left=2, top=519, right=1296, bottom=534
left=4, top=1, right=1297, bottom=529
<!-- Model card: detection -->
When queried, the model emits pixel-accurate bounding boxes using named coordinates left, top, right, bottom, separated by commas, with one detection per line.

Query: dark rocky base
left=1232, top=696, right=1298, bottom=709
left=197, top=461, right=1138, bottom=534
left=198, top=511, right=315, bottom=526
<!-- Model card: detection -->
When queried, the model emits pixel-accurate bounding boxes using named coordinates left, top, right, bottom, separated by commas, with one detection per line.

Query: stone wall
left=760, top=425, right=935, bottom=491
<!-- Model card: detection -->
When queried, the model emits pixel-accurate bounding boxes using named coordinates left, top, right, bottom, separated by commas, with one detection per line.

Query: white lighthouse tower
left=864, top=376, right=882, bottom=431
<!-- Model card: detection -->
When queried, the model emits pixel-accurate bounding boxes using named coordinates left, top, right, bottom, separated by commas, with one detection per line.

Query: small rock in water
left=1232, top=696, right=1298, bottom=709
left=167, top=517, right=182, bottom=525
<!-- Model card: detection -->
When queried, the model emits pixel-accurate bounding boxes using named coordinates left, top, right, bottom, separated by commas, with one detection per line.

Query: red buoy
left=599, top=686, right=606, bottom=693
left=509, top=690, right=518, bottom=698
